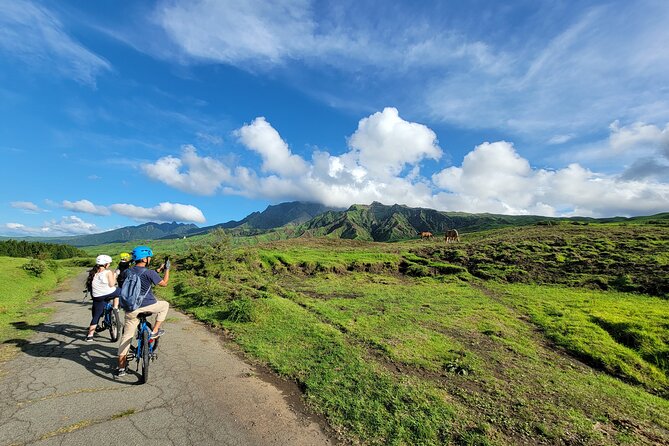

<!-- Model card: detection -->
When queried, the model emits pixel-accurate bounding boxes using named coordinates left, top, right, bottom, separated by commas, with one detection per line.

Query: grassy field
left=155, top=224, right=669, bottom=445
left=0, top=257, right=79, bottom=354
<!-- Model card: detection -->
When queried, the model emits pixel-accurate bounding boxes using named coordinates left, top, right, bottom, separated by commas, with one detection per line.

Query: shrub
left=225, top=297, right=255, bottom=323
left=23, top=259, right=47, bottom=277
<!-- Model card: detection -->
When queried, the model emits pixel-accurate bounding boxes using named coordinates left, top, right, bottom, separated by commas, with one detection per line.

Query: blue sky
left=1, top=0, right=668, bottom=236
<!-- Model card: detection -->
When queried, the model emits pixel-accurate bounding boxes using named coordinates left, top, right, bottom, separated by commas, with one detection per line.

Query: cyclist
left=115, top=252, right=132, bottom=288
left=85, top=254, right=121, bottom=341
left=116, top=245, right=170, bottom=376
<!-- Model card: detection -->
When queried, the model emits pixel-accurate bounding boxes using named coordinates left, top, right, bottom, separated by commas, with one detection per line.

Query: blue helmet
left=132, top=245, right=153, bottom=261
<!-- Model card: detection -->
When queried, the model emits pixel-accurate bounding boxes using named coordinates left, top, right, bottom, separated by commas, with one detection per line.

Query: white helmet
left=96, top=254, right=113, bottom=266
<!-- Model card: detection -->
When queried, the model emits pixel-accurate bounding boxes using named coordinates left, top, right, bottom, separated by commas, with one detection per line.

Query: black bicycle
left=82, top=290, right=122, bottom=342
left=127, top=312, right=160, bottom=383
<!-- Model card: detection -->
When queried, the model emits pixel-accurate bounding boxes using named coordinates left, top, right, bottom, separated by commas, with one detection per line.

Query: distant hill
left=11, top=222, right=198, bottom=247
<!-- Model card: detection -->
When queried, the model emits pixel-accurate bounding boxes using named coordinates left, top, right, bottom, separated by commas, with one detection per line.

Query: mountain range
left=4, top=201, right=668, bottom=246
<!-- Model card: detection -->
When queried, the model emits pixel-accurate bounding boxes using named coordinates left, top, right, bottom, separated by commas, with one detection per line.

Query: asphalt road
left=0, top=273, right=336, bottom=446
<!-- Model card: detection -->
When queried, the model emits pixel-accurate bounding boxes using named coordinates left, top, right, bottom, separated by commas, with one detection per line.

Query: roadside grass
left=0, top=256, right=78, bottom=349
left=162, top=284, right=463, bottom=445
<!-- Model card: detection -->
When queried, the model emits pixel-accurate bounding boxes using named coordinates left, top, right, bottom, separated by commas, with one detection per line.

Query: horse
left=420, top=231, right=433, bottom=240
left=445, top=229, right=460, bottom=243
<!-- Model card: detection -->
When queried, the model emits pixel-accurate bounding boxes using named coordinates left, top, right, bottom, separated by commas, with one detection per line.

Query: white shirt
left=92, top=270, right=116, bottom=297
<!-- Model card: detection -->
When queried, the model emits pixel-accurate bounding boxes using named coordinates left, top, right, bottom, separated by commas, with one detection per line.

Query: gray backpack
left=119, top=269, right=150, bottom=311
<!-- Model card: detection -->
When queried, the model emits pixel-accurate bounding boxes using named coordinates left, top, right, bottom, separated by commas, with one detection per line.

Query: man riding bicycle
left=116, top=245, right=170, bottom=377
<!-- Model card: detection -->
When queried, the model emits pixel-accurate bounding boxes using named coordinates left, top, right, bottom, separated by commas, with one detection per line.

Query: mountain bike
left=127, top=312, right=160, bottom=384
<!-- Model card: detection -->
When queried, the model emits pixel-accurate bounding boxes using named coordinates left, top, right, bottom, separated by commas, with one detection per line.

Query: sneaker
left=85, top=335, right=94, bottom=342
left=149, top=328, right=165, bottom=339
left=115, top=368, right=126, bottom=377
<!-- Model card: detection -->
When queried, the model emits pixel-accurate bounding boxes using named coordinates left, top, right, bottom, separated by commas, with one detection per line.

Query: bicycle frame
left=131, top=314, right=159, bottom=383
left=134, top=317, right=155, bottom=360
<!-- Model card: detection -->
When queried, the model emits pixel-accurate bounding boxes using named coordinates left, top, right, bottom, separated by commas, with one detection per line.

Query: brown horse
left=445, top=229, right=460, bottom=243
left=420, top=231, right=433, bottom=240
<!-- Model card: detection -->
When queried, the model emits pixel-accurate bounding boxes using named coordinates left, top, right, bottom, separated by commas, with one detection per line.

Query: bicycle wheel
left=109, top=308, right=121, bottom=342
left=141, top=329, right=150, bottom=383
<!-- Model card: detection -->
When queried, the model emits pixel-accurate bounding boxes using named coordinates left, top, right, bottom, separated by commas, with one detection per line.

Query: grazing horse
left=420, top=231, right=433, bottom=240
left=445, top=229, right=460, bottom=243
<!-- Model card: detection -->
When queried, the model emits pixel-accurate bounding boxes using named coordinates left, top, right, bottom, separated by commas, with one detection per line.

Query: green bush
left=406, top=263, right=430, bottom=277
left=22, top=259, right=47, bottom=277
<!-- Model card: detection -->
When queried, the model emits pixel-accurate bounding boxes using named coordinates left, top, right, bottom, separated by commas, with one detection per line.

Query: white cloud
left=196, top=132, right=223, bottom=145
left=348, top=107, right=441, bottom=178
left=609, top=121, right=669, bottom=155
left=51, top=198, right=206, bottom=224
left=156, top=0, right=315, bottom=65
left=62, top=199, right=111, bottom=216
left=547, top=134, right=575, bottom=145
left=432, top=141, right=669, bottom=217
left=144, top=108, right=669, bottom=217
left=235, top=117, right=309, bottom=176
left=10, top=201, right=42, bottom=213
left=142, top=145, right=231, bottom=195
left=4, top=216, right=100, bottom=236
left=109, top=202, right=206, bottom=223
left=0, top=0, right=111, bottom=85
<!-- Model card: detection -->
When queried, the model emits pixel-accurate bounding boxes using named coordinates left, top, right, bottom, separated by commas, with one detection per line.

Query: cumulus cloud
left=109, top=202, right=206, bottom=223
left=348, top=107, right=441, bottom=178
left=235, top=117, right=309, bottom=176
left=143, top=108, right=669, bottom=217
left=432, top=141, right=669, bottom=217
left=10, top=201, right=42, bottom=213
left=4, top=216, right=100, bottom=236
left=62, top=199, right=110, bottom=216
left=0, top=0, right=110, bottom=85
left=142, top=145, right=231, bottom=195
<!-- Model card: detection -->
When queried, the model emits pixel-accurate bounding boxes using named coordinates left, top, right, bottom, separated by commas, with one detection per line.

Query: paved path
left=0, top=273, right=336, bottom=446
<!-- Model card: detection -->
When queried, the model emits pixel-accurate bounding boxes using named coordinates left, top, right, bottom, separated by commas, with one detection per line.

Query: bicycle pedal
left=95, top=326, right=105, bottom=332
left=127, top=353, right=135, bottom=361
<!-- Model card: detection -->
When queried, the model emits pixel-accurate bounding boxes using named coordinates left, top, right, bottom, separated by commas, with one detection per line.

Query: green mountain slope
left=191, top=201, right=343, bottom=235
left=290, top=202, right=570, bottom=241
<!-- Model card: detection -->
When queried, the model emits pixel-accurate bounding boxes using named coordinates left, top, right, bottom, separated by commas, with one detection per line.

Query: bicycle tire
left=109, top=308, right=121, bottom=342
left=141, top=329, right=150, bottom=383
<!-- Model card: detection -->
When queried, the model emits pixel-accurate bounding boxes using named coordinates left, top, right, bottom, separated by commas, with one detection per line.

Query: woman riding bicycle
left=116, top=245, right=170, bottom=377
left=85, top=254, right=121, bottom=341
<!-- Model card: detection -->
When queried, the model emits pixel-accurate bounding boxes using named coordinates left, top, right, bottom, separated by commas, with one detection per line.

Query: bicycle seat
left=137, top=312, right=153, bottom=318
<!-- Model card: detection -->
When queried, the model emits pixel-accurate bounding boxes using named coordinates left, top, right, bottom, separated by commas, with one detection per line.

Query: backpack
left=119, top=269, right=150, bottom=311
